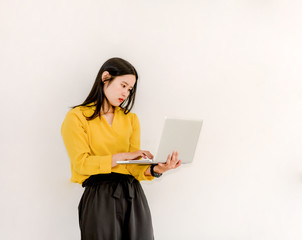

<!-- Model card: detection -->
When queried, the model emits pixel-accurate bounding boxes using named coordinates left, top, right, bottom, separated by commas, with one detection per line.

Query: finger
left=137, top=154, right=144, bottom=160
left=165, top=154, right=172, bottom=165
left=175, top=160, right=182, bottom=168
left=141, top=150, right=153, bottom=159
left=172, top=151, right=177, bottom=162
left=145, top=151, right=154, bottom=159
left=170, top=151, right=178, bottom=167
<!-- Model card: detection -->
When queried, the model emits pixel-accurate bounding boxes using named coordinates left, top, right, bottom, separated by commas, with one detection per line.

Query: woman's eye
left=121, top=84, right=126, bottom=88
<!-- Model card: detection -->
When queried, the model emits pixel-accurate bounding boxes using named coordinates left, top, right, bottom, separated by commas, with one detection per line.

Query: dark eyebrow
left=122, top=81, right=133, bottom=89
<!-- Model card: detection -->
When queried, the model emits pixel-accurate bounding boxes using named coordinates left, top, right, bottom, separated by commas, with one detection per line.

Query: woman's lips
left=119, top=98, right=124, bottom=103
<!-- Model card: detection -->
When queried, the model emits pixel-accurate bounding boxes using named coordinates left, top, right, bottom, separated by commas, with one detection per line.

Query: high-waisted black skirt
left=78, top=173, right=154, bottom=240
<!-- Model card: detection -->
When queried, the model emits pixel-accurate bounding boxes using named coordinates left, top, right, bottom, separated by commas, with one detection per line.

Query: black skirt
left=78, top=173, right=154, bottom=240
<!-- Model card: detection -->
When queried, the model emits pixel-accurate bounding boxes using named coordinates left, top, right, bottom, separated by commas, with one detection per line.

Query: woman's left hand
left=154, top=151, right=182, bottom=174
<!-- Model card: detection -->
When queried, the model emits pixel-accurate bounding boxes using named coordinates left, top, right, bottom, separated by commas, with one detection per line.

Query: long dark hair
left=70, top=57, right=138, bottom=121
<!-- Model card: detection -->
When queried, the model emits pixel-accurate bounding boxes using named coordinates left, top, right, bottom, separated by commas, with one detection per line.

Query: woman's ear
left=101, top=71, right=111, bottom=82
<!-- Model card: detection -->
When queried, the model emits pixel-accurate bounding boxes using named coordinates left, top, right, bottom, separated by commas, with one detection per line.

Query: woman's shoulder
left=118, top=107, right=139, bottom=119
left=65, top=104, right=95, bottom=122
left=118, top=108, right=140, bottom=128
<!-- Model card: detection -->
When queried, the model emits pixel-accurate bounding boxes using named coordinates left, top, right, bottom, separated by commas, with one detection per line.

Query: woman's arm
left=61, top=110, right=113, bottom=175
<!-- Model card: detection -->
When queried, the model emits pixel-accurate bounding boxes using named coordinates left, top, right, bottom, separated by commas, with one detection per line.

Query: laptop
left=116, top=117, right=203, bottom=165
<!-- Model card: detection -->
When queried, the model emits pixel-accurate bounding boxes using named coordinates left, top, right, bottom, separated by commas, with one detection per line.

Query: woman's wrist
left=150, top=165, right=163, bottom=178
left=154, top=165, right=163, bottom=174
left=145, top=165, right=164, bottom=176
left=145, top=165, right=163, bottom=177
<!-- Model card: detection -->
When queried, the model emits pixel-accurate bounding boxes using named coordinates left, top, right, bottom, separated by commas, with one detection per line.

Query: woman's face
left=103, top=74, right=136, bottom=107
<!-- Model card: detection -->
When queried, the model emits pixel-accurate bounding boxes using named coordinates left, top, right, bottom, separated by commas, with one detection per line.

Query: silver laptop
left=117, top=117, right=203, bottom=165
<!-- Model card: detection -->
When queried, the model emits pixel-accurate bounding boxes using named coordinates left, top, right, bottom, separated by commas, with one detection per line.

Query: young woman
left=61, top=57, right=181, bottom=240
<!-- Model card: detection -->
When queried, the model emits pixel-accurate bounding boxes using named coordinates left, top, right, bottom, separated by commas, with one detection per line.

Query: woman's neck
left=101, top=103, right=115, bottom=114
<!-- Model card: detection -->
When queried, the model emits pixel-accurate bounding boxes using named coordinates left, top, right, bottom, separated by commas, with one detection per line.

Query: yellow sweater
left=61, top=103, right=154, bottom=184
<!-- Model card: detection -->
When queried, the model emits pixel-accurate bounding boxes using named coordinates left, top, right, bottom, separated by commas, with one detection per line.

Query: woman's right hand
left=111, top=150, right=153, bottom=167
left=125, top=150, right=154, bottom=160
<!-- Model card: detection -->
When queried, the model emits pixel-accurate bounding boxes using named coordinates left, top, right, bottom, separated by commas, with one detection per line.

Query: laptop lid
left=154, top=117, right=203, bottom=164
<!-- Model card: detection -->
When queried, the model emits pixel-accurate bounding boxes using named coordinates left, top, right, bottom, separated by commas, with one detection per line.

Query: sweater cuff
left=100, top=155, right=113, bottom=173
left=140, top=165, right=155, bottom=181
left=88, top=155, right=112, bottom=174
left=127, top=164, right=155, bottom=182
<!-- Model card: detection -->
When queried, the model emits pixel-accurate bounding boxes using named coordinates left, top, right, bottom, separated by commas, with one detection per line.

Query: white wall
left=1, top=1, right=302, bottom=239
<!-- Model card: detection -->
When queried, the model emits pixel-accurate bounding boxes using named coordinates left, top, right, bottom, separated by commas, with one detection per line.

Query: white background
left=1, top=1, right=302, bottom=239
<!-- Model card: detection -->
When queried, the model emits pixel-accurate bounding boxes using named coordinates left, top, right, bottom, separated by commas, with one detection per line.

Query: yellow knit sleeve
left=61, top=109, right=112, bottom=178
left=126, top=113, right=154, bottom=182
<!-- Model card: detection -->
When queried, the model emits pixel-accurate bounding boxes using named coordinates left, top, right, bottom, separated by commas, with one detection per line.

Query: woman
left=61, top=57, right=181, bottom=240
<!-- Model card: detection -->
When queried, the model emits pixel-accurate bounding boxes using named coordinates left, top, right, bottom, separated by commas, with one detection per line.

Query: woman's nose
left=122, top=89, right=129, bottom=97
